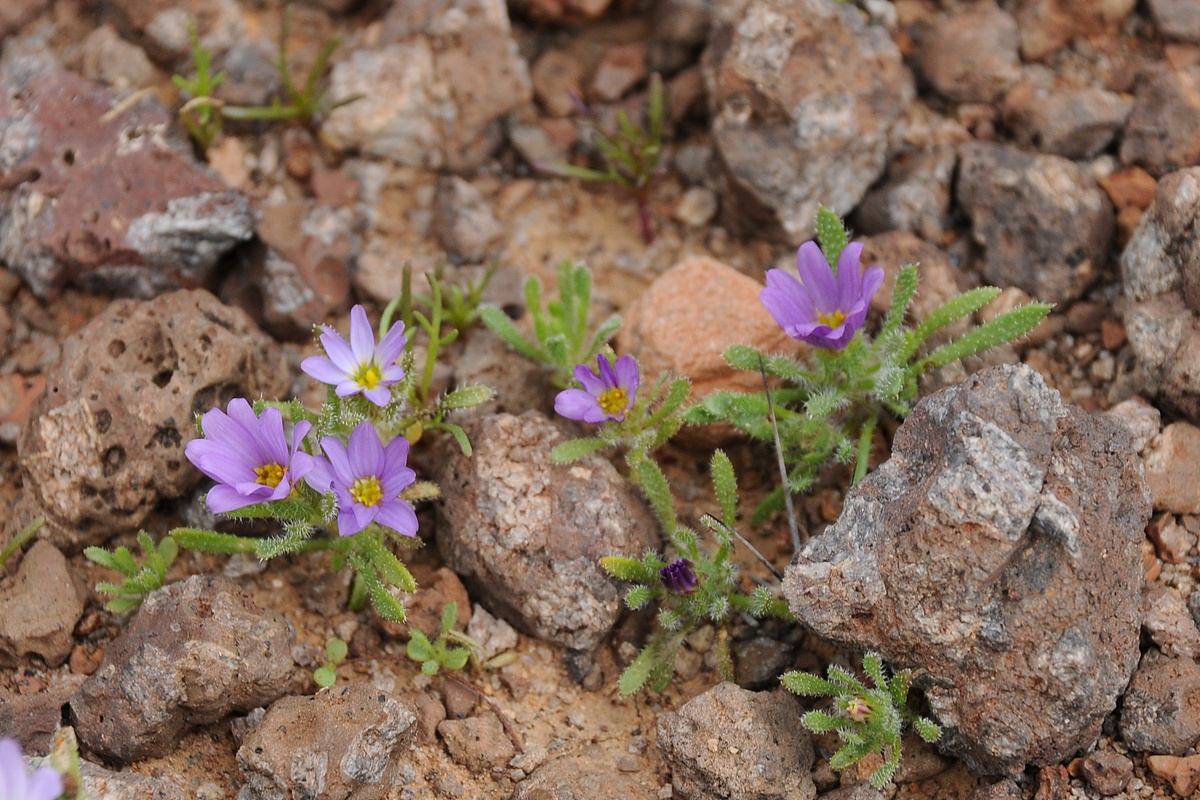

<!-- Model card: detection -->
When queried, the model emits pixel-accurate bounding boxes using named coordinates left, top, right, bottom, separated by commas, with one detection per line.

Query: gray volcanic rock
left=701, top=0, right=913, bottom=244
left=71, top=575, right=294, bottom=764
left=435, top=411, right=658, bottom=652
left=784, top=364, right=1149, bottom=775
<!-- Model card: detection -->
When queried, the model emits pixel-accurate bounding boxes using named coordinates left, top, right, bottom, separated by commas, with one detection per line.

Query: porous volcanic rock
left=701, top=0, right=913, bottom=244
left=16, top=290, right=290, bottom=550
left=70, top=574, right=294, bottom=764
left=435, top=411, right=658, bottom=652
left=656, top=682, right=815, bottom=800
left=784, top=364, right=1149, bottom=775
left=1120, top=167, right=1200, bottom=422
left=0, top=63, right=255, bottom=299
left=237, top=684, right=417, bottom=800
left=957, top=142, right=1114, bottom=304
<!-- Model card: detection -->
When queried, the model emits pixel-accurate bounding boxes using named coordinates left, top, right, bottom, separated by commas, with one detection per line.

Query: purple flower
left=185, top=399, right=316, bottom=515
left=659, top=558, right=698, bottom=594
left=0, top=738, right=63, bottom=800
left=305, top=421, right=418, bottom=538
left=761, top=241, right=885, bottom=350
left=301, top=305, right=407, bottom=407
left=554, top=354, right=639, bottom=424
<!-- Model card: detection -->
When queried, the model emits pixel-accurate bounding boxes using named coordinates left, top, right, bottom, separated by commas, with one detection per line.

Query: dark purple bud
left=659, top=558, right=698, bottom=594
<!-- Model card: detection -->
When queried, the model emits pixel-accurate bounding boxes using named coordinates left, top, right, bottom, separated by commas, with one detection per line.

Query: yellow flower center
left=817, top=309, right=848, bottom=329
left=355, top=363, right=383, bottom=390
left=351, top=476, right=383, bottom=507
left=598, top=387, right=629, bottom=417
left=254, top=463, right=286, bottom=488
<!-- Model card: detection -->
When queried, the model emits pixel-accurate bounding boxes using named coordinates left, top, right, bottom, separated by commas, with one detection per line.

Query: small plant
left=541, top=74, right=667, bottom=244
left=313, top=637, right=348, bottom=688
left=86, top=290, right=494, bottom=623
left=173, top=9, right=361, bottom=148
left=414, top=261, right=496, bottom=338
left=0, top=518, right=43, bottom=572
left=48, top=726, right=85, bottom=800
left=84, top=531, right=178, bottom=613
left=406, top=601, right=473, bottom=676
left=480, top=260, right=622, bottom=388
left=782, top=652, right=941, bottom=788
left=685, top=206, right=1052, bottom=523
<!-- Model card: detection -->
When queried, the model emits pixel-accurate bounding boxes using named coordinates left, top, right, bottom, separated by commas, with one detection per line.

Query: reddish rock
left=915, top=3, right=1021, bottom=103
left=1143, top=422, right=1200, bottom=514
left=1143, top=583, right=1200, bottom=660
left=509, top=0, right=613, bottom=25
left=1003, top=82, right=1131, bottom=160
left=438, top=712, right=515, bottom=773
left=1120, top=66, right=1200, bottom=178
left=1099, top=167, right=1158, bottom=212
left=1147, top=754, right=1200, bottom=797
left=0, top=66, right=254, bottom=299
left=1014, top=0, right=1137, bottom=61
left=590, top=43, right=648, bottom=103
left=1120, top=649, right=1200, bottom=756
left=1079, top=751, right=1133, bottom=796
left=1148, top=0, right=1200, bottom=44
left=0, top=0, right=49, bottom=39
left=0, top=542, right=84, bottom=667
left=863, top=233, right=964, bottom=339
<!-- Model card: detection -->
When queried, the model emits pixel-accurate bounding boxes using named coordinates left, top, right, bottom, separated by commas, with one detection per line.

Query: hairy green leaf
left=550, top=437, right=610, bottom=464
left=816, top=205, right=849, bottom=268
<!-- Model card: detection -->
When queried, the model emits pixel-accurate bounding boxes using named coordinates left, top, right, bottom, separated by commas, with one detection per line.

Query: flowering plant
left=88, top=275, right=495, bottom=622
left=0, top=738, right=64, bottom=800
left=685, top=207, right=1052, bottom=528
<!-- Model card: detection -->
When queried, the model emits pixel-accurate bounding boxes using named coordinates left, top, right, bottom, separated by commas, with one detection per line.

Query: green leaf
left=618, top=644, right=656, bottom=696
left=443, top=648, right=470, bottom=671
left=816, top=205, right=849, bottom=269
left=633, top=457, right=676, bottom=533
left=601, top=556, right=657, bottom=583
left=441, top=601, right=458, bottom=635
left=432, top=421, right=473, bottom=456
left=920, top=303, right=1053, bottom=370
left=550, top=437, right=610, bottom=464
left=355, top=558, right=407, bottom=622
left=480, top=306, right=545, bottom=361
left=171, top=528, right=256, bottom=554
left=326, top=638, right=348, bottom=664
left=586, top=314, right=623, bottom=361
left=800, top=709, right=848, bottom=734
left=442, top=384, right=495, bottom=410
left=407, top=631, right=435, bottom=660
left=83, top=547, right=122, bottom=573
left=710, top=450, right=738, bottom=526
left=879, top=264, right=919, bottom=339
left=863, top=652, right=886, bottom=691
left=830, top=739, right=878, bottom=771
left=903, top=286, right=1002, bottom=359
left=358, top=535, right=417, bottom=593
left=625, top=584, right=653, bottom=610
left=782, top=670, right=846, bottom=697
left=421, top=659, right=440, bottom=676
left=913, top=717, right=941, bottom=743
left=254, top=528, right=313, bottom=560
left=105, top=596, right=143, bottom=614
left=313, top=666, right=337, bottom=688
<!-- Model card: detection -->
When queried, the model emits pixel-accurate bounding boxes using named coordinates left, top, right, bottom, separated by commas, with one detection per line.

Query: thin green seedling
left=480, top=260, right=622, bottom=388
left=541, top=74, right=667, bottom=243
left=782, top=652, right=941, bottom=788
left=0, top=517, right=44, bottom=571
left=84, top=531, right=178, bottom=614
left=313, top=637, right=348, bottom=688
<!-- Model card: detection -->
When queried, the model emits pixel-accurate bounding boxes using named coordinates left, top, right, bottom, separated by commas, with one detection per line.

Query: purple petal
left=795, top=242, right=839, bottom=312
left=362, top=385, right=392, bottom=407
left=185, top=439, right=258, bottom=486
left=835, top=242, right=865, bottom=309
left=381, top=465, right=416, bottom=498
left=597, top=354, right=618, bottom=388
left=382, top=435, right=412, bottom=472
left=0, top=739, right=26, bottom=800
left=574, top=363, right=604, bottom=395
left=27, top=767, right=64, bottom=800
left=764, top=269, right=816, bottom=320
left=205, top=484, right=262, bottom=514
left=320, top=437, right=355, bottom=486
left=335, top=380, right=362, bottom=397
left=377, top=321, right=408, bottom=367
left=337, top=507, right=368, bottom=537
left=301, top=355, right=350, bottom=387
left=304, top=456, right=336, bottom=495
left=613, top=355, right=639, bottom=398
left=376, top=500, right=419, bottom=537
left=379, top=364, right=406, bottom=384
left=197, top=405, right=259, bottom=465
left=258, top=407, right=289, bottom=466
left=289, top=451, right=317, bottom=482
left=349, top=305, right=376, bottom=363
left=347, top=421, right=384, bottom=477
left=555, top=388, right=599, bottom=421
left=290, top=420, right=313, bottom=455
left=859, top=264, right=886, bottom=308
left=320, top=327, right=358, bottom=374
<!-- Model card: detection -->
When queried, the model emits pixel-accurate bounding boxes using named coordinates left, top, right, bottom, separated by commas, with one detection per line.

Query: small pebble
left=1080, top=751, right=1133, bottom=796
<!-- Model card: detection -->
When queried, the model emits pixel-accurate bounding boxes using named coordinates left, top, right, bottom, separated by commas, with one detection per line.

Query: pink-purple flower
left=305, top=421, right=418, bottom=538
left=301, top=305, right=407, bottom=407
left=0, top=738, right=63, bottom=800
left=761, top=241, right=885, bottom=350
left=659, top=558, right=698, bottom=594
left=185, top=399, right=316, bottom=514
left=554, top=354, right=639, bottom=424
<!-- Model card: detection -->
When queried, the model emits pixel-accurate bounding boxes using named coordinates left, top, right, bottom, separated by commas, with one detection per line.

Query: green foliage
left=481, top=260, right=622, bottom=387
left=85, top=531, right=179, bottom=613
left=0, top=517, right=43, bottom=571
left=406, top=601, right=473, bottom=675
left=782, top=652, right=941, bottom=789
left=313, top=638, right=348, bottom=688
left=686, top=211, right=1052, bottom=519
left=543, top=74, right=667, bottom=243
left=172, top=8, right=361, bottom=149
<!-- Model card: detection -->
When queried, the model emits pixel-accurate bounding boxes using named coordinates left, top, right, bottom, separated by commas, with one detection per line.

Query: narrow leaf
left=480, top=305, right=545, bottom=361
left=903, top=286, right=1002, bottom=358
left=618, top=645, right=656, bottom=696
left=920, top=303, right=1053, bottom=370
left=600, top=555, right=657, bottom=583
left=550, top=437, right=610, bottom=464
left=710, top=450, right=738, bottom=526
left=783, top=671, right=846, bottom=698
left=442, top=384, right=495, bottom=410
left=816, top=205, right=849, bottom=268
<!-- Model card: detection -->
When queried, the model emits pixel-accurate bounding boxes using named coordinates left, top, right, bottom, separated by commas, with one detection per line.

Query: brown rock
left=0, top=0, right=49, bottom=39
left=16, top=290, right=290, bottom=550
left=915, top=3, right=1021, bottom=103
left=0, top=676, right=85, bottom=755
left=1099, top=167, right=1158, bottom=212
left=405, top=690, right=447, bottom=745
left=435, top=412, right=658, bottom=652
left=1120, top=66, right=1200, bottom=178
left=432, top=176, right=504, bottom=262
left=1143, top=422, right=1200, bottom=514
left=1120, top=649, right=1200, bottom=756
left=438, top=712, right=515, bottom=773
left=855, top=149, right=956, bottom=242
left=1079, top=751, right=1133, bottom=796
left=377, top=567, right=471, bottom=642
left=863, top=233, right=963, bottom=339
left=1013, top=0, right=1137, bottom=61
left=0, top=66, right=254, bottom=300
left=618, top=255, right=798, bottom=404
left=1148, top=513, right=1196, bottom=563
left=238, top=685, right=417, bottom=800
left=509, top=0, right=613, bottom=24
left=957, top=142, right=1114, bottom=304
left=1143, top=583, right=1200, bottom=660
left=512, top=750, right=647, bottom=799
left=0, top=541, right=84, bottom=667
left=531, top=49, right=585, bottom=118
left=1147, top=754, right=1200, bottom=796
left=71, top=575, right=294, bottom=764
left=590, top=43, right=647, bottom=103
left=1003, top=82, right=1131, bottom=160
left=1148, top=0, right=1200, bottom=44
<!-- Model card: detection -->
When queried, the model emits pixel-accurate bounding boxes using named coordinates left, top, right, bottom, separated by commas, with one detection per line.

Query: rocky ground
left=2, top=0, right=1200, bottom=798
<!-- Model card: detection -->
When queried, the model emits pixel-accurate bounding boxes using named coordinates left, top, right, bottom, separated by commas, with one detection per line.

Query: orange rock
left=1147, top=754, right=1200, bottom=797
